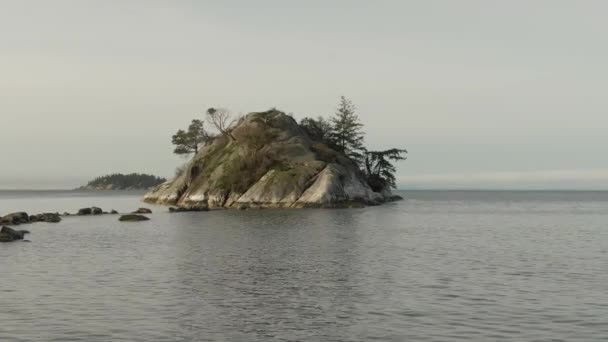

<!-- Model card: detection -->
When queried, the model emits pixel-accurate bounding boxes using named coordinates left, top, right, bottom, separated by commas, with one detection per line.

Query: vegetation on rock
left=329, top=96, right=366, bottom=164
left=300, top=96, right=407, bottom=190
left=171, top=108, right=240, bottom=156
left=171, top=119, right=212, bottom=155
left=363, top=148, right=408, bottom=191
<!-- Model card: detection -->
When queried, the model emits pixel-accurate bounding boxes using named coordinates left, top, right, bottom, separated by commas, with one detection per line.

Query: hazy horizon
left=2, top=1, right=607, bottom=190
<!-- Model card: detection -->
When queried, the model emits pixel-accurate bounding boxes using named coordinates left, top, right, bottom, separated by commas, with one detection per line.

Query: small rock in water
left=110, top=210, right=119, bottom=214
left=77, top=208, right=92, bottom=215
left=132, top=208, right=152, bottom=214
left=78, top=207, right=103, bottom=215
left=30, top=213, right=61, bottom=223
left=0, top=226, right=30, bottom=242
left=1, top=212, right=30, bottom=225
left=118, top=214, right=150, bottom=222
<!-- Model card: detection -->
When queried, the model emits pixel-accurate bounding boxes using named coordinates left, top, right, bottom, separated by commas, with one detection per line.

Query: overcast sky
left=1, top=0, right=607, bottom=189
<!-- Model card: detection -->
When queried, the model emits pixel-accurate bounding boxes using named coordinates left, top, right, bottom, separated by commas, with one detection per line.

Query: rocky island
left=145, top=107, right=405, bottom=209
left=79, top=173, right=166, bottom=190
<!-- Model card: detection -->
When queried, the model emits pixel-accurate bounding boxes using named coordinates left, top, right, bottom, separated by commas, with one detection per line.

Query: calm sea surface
left=1, top=190, right=607, bottom=341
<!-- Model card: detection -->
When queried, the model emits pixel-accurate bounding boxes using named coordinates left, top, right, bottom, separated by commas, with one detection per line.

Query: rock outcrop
left=145, top=110, right=394, bottom=209
left=1, top=212, right=30, bottom=225
left=77, top=207, right=103, bottom=216
left=0, top=226, right=29, bottom=242
left=2, top=212, right=61, bottom=226
left=30, top=213, right=61, bottom=223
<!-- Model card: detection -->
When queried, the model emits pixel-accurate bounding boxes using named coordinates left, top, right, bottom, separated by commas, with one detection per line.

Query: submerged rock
left=118, top=214, right=150, bottom=222
left=144, top=110, right=394, bottom=209
left=0, top=226, right=29, bottom=242
left=132, top=208, right=152, bottom=214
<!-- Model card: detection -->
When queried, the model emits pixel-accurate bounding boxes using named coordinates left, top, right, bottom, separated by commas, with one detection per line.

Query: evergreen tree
left=330, top=96, right=365, bottom=164
left=171, top=119, right=212, bottom=156
left=363, top=148, right=408, bottom=191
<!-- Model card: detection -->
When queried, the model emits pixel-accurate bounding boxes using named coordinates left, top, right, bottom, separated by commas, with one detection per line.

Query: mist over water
left=1, top=190, right=607, bottom=341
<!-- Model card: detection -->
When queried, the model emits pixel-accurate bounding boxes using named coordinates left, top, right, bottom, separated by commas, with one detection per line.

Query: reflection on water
left=1, top=191, right=607, bottom=341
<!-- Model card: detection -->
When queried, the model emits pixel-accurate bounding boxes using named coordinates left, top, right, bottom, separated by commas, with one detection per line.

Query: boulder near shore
left=77, top=207, right=103, bottom=215
left=0, top=226, right=30, bottom=242
left=145, top=110, right=397, bottom=209
left=1, top=212, right=30, bottom=225
left=1, top=212, right=62, bottom=225
left=30, top=213, right=61, bottom=223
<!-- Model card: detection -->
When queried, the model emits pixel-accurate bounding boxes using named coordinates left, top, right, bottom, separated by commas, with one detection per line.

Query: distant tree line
left=170, top=97, right=406, bottom=191
left=85, top=173, right=166, bottom=189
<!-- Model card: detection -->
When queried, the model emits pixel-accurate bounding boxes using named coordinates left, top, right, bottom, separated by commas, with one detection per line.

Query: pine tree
left=330, top=96, right=365, bottom=164
left=171, top=119, right=212, bottom=156
left=363, top=148, right=408, bottom=191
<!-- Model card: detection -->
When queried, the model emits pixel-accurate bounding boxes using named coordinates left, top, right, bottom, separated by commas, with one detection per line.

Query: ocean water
left=0, top=190, right=607, bottom=341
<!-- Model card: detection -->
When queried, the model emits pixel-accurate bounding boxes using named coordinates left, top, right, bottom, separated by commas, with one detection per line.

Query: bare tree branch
left=206, top=108, right=239, bottom=140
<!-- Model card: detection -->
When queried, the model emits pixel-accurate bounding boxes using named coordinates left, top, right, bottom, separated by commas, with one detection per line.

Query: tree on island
left=299, top=116, right=337, bottom=149
left=172, top=108, right=242, bottom=157
left=301, top=96, right=407, bottom=190
left=206, top=107, right=239, bottom=141
left=171, top=119, right=212, bottom=156
left=330, top=96, right=366, bottom=165
left=363, top=148, right=408, bottom=192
